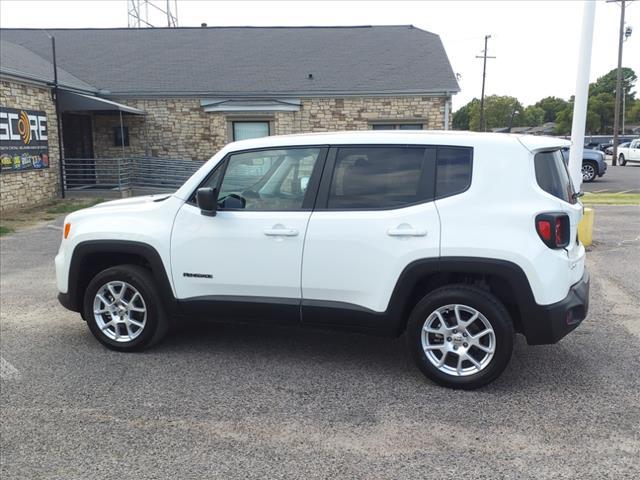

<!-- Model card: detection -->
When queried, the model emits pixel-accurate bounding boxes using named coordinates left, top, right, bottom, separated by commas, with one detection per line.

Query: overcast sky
left=1, top=1, right=638, bottom=110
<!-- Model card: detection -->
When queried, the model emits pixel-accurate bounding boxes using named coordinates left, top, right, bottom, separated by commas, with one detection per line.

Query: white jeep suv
left=56, top=131, right=589, bottom=389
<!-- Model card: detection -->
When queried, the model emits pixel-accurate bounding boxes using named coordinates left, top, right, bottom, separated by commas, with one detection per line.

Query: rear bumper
left=522, top=269, right=590, bottom=345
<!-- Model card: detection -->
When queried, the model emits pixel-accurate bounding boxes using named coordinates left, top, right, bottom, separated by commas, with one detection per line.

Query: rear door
left=300, top=145, right=440, bottom=328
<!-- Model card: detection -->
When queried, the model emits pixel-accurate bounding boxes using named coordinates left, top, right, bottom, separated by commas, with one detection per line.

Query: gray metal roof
left=0, top=26, right=459, bottom=97
left=0, top=40, right=95, bottom=91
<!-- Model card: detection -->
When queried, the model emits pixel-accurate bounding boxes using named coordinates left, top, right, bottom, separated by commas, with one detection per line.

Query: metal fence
left=63, top=157, right=203, bottom=194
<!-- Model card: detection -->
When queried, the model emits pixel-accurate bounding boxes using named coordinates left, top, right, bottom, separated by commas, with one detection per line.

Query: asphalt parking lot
left=1, top=207, right=639, bottom=479
left=581, top=159, right=640, bottom=194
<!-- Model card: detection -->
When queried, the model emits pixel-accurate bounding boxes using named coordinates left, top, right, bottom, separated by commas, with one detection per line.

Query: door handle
left=387, top=226, right=427, bottom=237
left=264, top=227, right=299, bottom=237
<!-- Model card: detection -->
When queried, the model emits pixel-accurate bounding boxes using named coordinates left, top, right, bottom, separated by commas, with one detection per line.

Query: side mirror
left=196, top=187, right=218, bottom=216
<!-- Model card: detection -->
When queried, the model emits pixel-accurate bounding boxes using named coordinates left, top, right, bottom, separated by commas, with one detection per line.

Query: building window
left=371, top=123, right=423, bottom=130
left=113, top=126, right=129, bottom=147
left=232, top=121, right=270, bottom=141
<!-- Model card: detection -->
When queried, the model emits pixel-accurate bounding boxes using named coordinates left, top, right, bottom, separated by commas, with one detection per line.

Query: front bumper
left=58, top=292, right=80, bottom=313
left=599, top=160, right=608, bottom=176
left=522, top=269, right=590, bottom=345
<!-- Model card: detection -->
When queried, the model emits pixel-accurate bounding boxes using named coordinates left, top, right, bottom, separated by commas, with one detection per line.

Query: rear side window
left=435, top=147, right=473, bottom=198
left=327, top=147, right=428, bottom=209
left=534, top=150, right=576, bottom=204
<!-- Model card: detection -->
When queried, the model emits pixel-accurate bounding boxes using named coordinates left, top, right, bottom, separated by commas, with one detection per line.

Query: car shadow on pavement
left=143, top=319, right=601, bottom=393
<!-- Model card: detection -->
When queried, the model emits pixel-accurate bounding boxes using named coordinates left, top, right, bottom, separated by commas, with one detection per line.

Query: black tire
left=582, top=161, right=597, bottom=182
left=407, top=285, right=514, bottom=390
left=618, top=154, right=626, bottom=166
left=83, top=264, right=169, bottom=351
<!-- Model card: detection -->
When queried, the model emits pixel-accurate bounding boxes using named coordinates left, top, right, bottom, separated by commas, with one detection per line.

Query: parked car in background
left=605, top=142, right=629, bottom=156
left=560, top=146, right=607, bottom=182
left=617, top=139, right=640, bottom=166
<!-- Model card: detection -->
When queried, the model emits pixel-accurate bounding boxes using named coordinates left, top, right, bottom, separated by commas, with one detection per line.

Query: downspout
left=119, top=110, right=126, bottom=191
left=443, top=93, right=450, bottom=131
left=51, top=36, right=65, bottom=199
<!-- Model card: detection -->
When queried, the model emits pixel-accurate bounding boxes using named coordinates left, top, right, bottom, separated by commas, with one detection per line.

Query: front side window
left=218, top=148, right=321, bottom=210
left=327, top=147, right=428, bottom=209
left=232, top=121, right=270, bottom=141
left=534, top=150, right=576, bottom=204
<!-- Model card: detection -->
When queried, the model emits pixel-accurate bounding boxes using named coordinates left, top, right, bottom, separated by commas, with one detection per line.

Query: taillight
left=535, top=213, right=569, bottom=249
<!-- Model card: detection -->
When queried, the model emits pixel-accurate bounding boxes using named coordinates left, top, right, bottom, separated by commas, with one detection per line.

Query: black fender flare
left=64, top=240, right=179, bottom=314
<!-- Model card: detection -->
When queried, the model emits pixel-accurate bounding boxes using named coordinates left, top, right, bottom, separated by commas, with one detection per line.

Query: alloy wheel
left=582, top=164, right=595, bottom=181
left=93, top=281, right=147, bottom=342
left=421, top=304, right=496, bottom=377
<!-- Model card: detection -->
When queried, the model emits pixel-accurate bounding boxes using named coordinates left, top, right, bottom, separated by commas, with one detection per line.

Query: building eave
left=103, top=88, right=460, bottom=99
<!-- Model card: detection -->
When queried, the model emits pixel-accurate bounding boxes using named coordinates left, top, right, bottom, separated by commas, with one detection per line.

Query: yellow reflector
left=64, top=223, right=71, bottom=239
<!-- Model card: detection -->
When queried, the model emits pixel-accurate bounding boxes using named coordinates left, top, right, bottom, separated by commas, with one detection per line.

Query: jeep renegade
left=56, top=131, right=590, bottom=389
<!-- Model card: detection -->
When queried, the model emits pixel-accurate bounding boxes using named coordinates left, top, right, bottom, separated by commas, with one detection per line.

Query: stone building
left=1, top=26, right=459, bottom=210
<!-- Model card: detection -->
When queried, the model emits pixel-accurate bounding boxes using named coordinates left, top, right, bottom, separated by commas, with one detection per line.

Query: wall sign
left=0, top=107, right=50, bottom=173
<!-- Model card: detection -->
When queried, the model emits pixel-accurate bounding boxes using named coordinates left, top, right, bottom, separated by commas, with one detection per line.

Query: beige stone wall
left=0, top=79, right=60, bottom=213
left=93, top=98, right=224, bottom=161
left=93, top=95, right=446, bottom=162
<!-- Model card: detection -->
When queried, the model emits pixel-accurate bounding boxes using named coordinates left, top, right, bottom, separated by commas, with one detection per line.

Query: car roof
left=224, top=130, right=570, bottom=152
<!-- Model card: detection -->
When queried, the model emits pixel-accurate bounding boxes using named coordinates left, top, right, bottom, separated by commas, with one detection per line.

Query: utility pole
left=610, top=0, right=626, bottom=166
left=476, top=35, right=495, bottom=132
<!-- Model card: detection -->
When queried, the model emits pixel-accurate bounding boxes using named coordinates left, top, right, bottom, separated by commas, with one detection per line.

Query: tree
left=589, top=92, right=615, bottom=133
left=590, top=67, right=637, bottom=102
left=555, top=101, right=604, bottom=135
left=452, top=99, right=479, bottom=130
left=627, top=100, right=640, bottom=124
left=468, top=95, right=523, bottom=131
left=522, top=106, right=545, bottom=127
left=555, top=105, right=573, bottom=135
left=534, top=96, right=568, bottom=123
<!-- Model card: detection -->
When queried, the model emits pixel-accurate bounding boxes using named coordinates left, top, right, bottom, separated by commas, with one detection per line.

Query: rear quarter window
left=534, top=150, right=576, bottom=204
left=435, top=147, right=473, bottom=198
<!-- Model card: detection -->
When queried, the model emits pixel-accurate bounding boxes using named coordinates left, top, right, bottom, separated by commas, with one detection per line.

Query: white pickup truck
left=617, top=139, right=640, bottom=166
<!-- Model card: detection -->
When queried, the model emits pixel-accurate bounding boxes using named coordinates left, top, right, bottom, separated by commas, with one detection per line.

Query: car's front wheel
left=582, top=161, right=597, bottom=182
left=83, top=265, right=169, bottom=351
left=407, top=285, right=514, bottom=389
left=618, top=154, right=626, bottom=166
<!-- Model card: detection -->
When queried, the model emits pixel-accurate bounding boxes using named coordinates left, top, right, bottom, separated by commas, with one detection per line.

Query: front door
left=171, top=146, right=326, bottom=322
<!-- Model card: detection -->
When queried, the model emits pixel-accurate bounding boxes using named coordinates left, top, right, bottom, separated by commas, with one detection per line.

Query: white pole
left=569, top=1, right=597, bottom=191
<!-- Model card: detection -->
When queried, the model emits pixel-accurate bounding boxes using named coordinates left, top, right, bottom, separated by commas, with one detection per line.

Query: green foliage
left=467, top=95, right=522, bottom=131
left=521, top=106, right=545, bottom=127
left=590, top=67, right=637, bottom=102
left=0, top=226, right=14, bottom=237
left=627, top=100, right=640, bottom=124
left=452, top=98, right=479, bottom=130
left=534, top=96, right=568, bottom=123
left=452, top=67, right=637, bottom=135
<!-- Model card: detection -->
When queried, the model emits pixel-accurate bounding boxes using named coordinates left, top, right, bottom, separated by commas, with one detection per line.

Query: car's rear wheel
left=582, top=162, right=597, bottom=182
left=407, top=285, right=514, bottom=390
left=618, top=154, right=626, bottom=166
left=83, top=265, right=168, bottom=351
